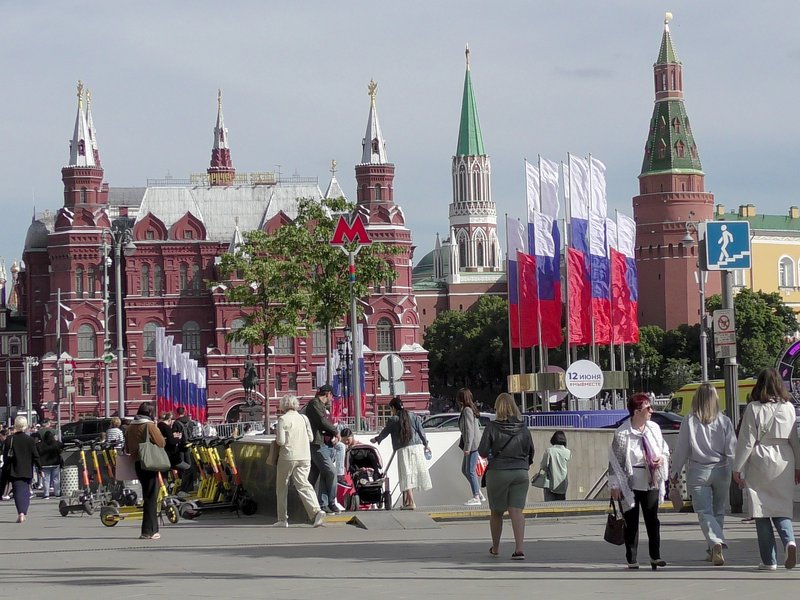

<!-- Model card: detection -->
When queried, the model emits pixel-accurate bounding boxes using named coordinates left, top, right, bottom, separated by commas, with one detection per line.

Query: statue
left=241, top=355, right=259, bottom=405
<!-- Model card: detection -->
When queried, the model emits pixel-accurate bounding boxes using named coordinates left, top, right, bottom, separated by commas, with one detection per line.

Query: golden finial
left=665, top=12, right=673, bottom=25
left=77, top=80, right=84, bottom=107
left=465, top=43, right=470, bottom=69
left=86, top=88, right=92, bottom=109
left=368, top=79, right=378, bottom=103
left=330, top=159, right=337, bottom=174
left=218, top=88, right=222, bottom=111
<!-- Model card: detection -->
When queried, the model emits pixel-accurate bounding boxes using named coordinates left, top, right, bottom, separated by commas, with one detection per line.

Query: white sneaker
left=758, top=563, right=777, bottom=571
left=333, top=500, right=346, bottom=512
left=478, top=492, right=486, bottom=502
left=272, top=520, right=288, bottom=528
left=464, top=497, right=482, bottom=506
left=313, top=510, right=326, bottom=528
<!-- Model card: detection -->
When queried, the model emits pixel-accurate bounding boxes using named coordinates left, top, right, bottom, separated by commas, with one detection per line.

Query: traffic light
left=104, top=338, right=113, bottom=354
left=63, top=361, right=73, bottom=385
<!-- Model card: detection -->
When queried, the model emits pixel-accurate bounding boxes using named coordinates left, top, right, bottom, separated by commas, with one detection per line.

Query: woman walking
left=371, top=397, right=432, bottom=509
left=733, top=368, right=800, bottom=570
left=273, top=394, right=326, bottom=528
left=538, top=431, right=571, bottom=502
left=124, top=402, right=166, bottom=540
left=670, top=383, right=735, bottom=565
left=478, top=393, right=534, bottom=560
left=608, top=393, right=670, bottom=570
left=1, top=416, right=41, bottom=522
left=36, top=430, right=64, bottom=499
left=457, top=388, right=484, bottom=505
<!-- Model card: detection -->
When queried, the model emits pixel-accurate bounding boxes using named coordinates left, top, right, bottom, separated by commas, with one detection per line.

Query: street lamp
left=683, top=216, right=710, bottom=383
left=101, top=222, right=136, bottom=417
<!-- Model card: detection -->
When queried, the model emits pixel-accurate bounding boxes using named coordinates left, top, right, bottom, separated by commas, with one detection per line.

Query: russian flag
left=187, top=358, right=198, bottom=421
left=616, top=213, right=640, bottom=343
left=506, top=216, right=538, bottom=348
left=156, top=327, right=166, bottom=416
left=180, top=353, right=190, bottom=414
left=197, top=369, right=208, bottom=424
left=567, top=155, right=592, bottom=345
left=171, top=344, right=182, bottom=412
left=589, top=157, right=611, bottom=344
left=527, top=159, right=563, bottom=348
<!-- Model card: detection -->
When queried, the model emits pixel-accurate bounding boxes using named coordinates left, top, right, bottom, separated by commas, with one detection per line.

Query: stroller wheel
left=383, top=491, right=392, bottom=511
left=351, top=494, right=360, bottom=512
left=240, top=498, right=258, bottom=516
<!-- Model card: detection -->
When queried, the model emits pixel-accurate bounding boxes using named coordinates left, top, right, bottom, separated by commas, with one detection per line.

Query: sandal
left=511, top=552, right=525, bottom=561
left=489, top=547, right=499, bottom=557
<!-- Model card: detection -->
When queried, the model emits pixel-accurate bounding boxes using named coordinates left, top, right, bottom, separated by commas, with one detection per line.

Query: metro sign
left=330, top=215, right=372, bottom=246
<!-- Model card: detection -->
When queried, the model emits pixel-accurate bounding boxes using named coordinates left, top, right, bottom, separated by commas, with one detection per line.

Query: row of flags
left=155, top=327, right=208, bottom=422
left=507, top=155, right=639, bottom=349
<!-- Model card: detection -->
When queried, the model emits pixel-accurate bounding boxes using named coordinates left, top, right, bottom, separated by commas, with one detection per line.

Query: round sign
left=537, top=366, right=568, bottom=404
left=565, top=360, right=604, bottom=399
left=379, top=353, right=404, bottom=381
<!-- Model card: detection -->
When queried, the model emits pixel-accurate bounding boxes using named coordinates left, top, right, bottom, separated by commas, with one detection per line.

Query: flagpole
left=609, top=208, right=619, bottom=408
left=564, top=157, right=572, bottom=411
left=56, top=288, right=62, bottom=358
left=535, top=155, right=547, bottom=412
left=588, top=154, right=597, bottom=367
left=504, top=213, right=515, bottom=390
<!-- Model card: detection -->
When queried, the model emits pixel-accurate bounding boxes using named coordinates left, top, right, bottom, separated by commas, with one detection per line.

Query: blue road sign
left=703, top=221, right=751, bottom=271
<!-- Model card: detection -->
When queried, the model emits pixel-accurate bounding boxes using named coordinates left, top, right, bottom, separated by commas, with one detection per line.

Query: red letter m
left=330, top=215, right=372, bottom=246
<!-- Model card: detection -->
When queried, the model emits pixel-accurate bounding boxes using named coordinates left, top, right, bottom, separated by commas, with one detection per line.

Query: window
left=779, top=257, right=795, bottom=288
left=143, top=322, right=158, bottom=358
left=376, top=318, right=394, bottom=352
left=274, top=336, right=294, bottom=356
left=312, top=328, right=327, bottom=355
left=146, top=230, right=155, bottom=240
left=184, top=230, right=194, bottom=240
left=458, top=238, right=467, bottom=268
left=374, top=184, right=382, bottom=201
left=141, top=264, right=150, bottom=297
left=230, top=318, right=249, bottom=355
left=80, top=187, right=87, bottom=202
left=672, top=118, right=681, bottom=134
left=182, top=321, right=201, bottom=359
left=75, top=267, right=84, bottom=296
left=288, top=372, right=297, bottom=390
left=77, top=378, right=85, bottom=396
left=275, top=373, right=283, bottom=392
left=142, top=376, right=152, bottom=395
left=476, top=240, right=485, bottom=267
left=232, top=367, right=240, bottom=380
left=91, top=377, right=99, bottom=396
left=88, top=267, right=95, bottom=298
left=192, top=265, right=201, bottom=295
left=154, top=265, right=163, bottom=295
left=77, top=324, right=95, bottom=358
left=8, top=337, right=20, bottom=356
left=675, top=141, right=685, bottom=158
left=179, top=263, right=188, bottom=293
left=385, top=276, right=393, bottom=294
left=657, top=141, right=666, bottom=159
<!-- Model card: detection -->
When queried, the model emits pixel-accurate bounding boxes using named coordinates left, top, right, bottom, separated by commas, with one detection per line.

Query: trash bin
left=61, top=466, right=79, bottom=498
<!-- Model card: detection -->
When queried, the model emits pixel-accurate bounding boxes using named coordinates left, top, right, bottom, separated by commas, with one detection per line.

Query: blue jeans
left=462, top=451, right=480, bottom=496
left=687, top=463, right=730, bottom=547
left=755, top=517, right=795, bottom=566
left=334, top=442, right=346, bottom=477
left=41, top=466, right=61, bottom=498
left=309, top=444, right=337, bottom=508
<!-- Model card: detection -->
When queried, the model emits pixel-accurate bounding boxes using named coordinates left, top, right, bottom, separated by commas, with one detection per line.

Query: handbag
left=603, top=499, right=626, bottom=545
left=266, top=439, right=280, bottom=467
left=481, top=431, right=517, bottom=488
left=138, top=424, right=171, bottom=472
left=531, top=470, right=548, bottom=489
left=475, top=456, right=488, bottom=478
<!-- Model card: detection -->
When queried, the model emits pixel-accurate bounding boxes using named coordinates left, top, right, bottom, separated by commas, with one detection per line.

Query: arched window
left=374, top=184, right=382, bottom=201
left=376, top=318, right=394, bottom=352
left=672, top=118, right=681, bottom=134
left=77, top=324, right=95, bottom=359
left=274, top=336, right=294, bottom=355
left=141, top=264, right=150, bottom=297
left=675, top=141, right=685, bottom=158
left=80, top=187, right=87, bottom=202
left=458, top=237, right=467, bottom=269
left=8, top=336, right=21, bottom=356
left=476, top=240, right=485, bottom=267
left=657, top=140, right=666, bottom=159
left=179, top=263, right=188, bottom=293
left=182, top=321, right=201, bottom=359
left=75, top=267, right=84, bottom=296
left=779, top=257, right=795, bottom=288
left=154, top=265, right=163, bottom=295
left=143, top=322, right=158, bottom=358
left=230, top=318, right=249, bottom=355
left=192, top=265, right=201, bottom=295
left=87, top=267, right=96, bottom=298
left=385, top=276, right=393, bottom=294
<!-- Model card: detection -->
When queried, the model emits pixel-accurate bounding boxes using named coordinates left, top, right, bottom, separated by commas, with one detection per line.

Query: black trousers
left=623, top=489, right=661, bottom=564
left=134, top=462, right=159, bottom=537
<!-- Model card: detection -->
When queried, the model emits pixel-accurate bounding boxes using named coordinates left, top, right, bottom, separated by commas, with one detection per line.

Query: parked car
left=602, top=411, right=683, bottom=432
left=422, top=412, right=495, bottom=429
left=60, top=418, right=114, bottom=443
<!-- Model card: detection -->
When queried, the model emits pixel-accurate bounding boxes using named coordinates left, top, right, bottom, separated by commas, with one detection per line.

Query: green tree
left=660, top=358, right=699, bottom=393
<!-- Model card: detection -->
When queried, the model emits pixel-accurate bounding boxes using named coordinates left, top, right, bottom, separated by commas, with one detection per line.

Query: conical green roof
left=456, top=66, right=485, bottom=156
left=656, top=26, right=680, bottom=65
left=640, top=100, right=703, bottom=176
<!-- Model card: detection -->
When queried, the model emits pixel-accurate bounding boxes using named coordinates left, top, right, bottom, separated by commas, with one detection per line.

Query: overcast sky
left=1, top=1, right=798, bottom=272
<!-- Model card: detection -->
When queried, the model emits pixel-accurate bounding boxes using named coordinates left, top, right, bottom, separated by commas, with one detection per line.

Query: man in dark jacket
left=171, top=407, right=195, bottom=493
left=306, top=384, right=340, bottom=513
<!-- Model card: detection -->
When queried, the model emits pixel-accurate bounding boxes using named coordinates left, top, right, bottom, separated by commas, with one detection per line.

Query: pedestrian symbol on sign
left=703, top=221, right=751, bottom=271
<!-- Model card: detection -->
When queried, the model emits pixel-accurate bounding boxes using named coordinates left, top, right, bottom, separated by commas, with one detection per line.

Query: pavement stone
left=1, top=496, right=798, bottom=599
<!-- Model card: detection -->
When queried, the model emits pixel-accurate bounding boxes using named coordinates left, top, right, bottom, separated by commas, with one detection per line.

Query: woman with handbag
left=124, top=402, right=166, bottom=540
left=608, top=393, right=670, bottom=570
left=733, top=368, right=800, bottom=571
left=457, top=388, right=485, bottom=506
left=670, top=383, right=736, bottom=566
left=273, top=394, right=326, bottom=528
left=478, top=393, right=534, bottom=560
left=533, top=431, right=571, bottom=501
left=1, top=416, right=41, bottom=523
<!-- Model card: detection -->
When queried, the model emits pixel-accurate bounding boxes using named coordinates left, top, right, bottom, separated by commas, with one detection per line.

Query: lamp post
left=682, top=216, right=709, bottom=382
left=100, top=242, right=112, bottom=417
left=101, top=222, right=136, bottom=417
left=337, top=328, right=353, bottom=420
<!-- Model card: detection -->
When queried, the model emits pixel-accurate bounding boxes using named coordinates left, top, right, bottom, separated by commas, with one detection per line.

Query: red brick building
left=19, top=83, right=428, bottom=422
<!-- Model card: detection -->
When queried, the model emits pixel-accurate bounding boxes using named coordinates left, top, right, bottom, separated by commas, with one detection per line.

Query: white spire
left=68, top=81, right=95, bottom=167
left=360, top=79, right=388, bottom=164
left=228, top=217, right=243, bottom=254
left=86, top=88, right=99, bottom=156
left=214, top=89, right=229, bottom=150
left=324, top=159, right=347, bottom=200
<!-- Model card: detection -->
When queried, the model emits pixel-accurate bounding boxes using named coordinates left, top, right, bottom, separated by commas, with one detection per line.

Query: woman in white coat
left=733, top=368, right=800, bottom=570
left=273, top=394, right=326, bottom=528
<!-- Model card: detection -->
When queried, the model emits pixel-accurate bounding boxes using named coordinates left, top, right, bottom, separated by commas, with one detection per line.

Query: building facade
left=19, top=83, right=428, bottom=423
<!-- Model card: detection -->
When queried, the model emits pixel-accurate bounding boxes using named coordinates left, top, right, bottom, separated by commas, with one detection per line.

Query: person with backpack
left=171, top=407, right=196, bottom=493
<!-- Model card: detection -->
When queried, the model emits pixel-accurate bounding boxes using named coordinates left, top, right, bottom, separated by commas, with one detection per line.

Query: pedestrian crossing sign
left=702, top=221, right=751, bottom=271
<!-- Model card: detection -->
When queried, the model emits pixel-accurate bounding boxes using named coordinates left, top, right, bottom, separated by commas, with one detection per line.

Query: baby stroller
left=338, top=444, right=393, bottom=511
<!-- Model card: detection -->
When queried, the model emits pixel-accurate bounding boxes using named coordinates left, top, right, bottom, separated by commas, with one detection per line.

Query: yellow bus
left=668, top=379, right=757, bottom=417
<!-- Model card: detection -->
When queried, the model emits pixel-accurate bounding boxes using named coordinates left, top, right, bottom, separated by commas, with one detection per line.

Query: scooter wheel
left=108, top=500, right=120, bottom=508
left=240, top=498, right=258, bottom=516
left=83, top=498, right=95, bottom=515
left=179, top=502, right=200, bottom=520
left=165, top=504, right=180, bottom=524
left=101, top=512, right=120, bottom=527
left=59, top=500, right=70, bottom=517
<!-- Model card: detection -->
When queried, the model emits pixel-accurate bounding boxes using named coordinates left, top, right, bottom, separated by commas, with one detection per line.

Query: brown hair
left=751, top=368, right=790, bottom=403
left=494, top=393, right=521, bottom=421
left=456, top=388, right=480, bottom=418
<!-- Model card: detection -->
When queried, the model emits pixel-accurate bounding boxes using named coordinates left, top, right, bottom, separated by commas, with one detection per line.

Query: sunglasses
left=640, top=405, right=653, bottom=412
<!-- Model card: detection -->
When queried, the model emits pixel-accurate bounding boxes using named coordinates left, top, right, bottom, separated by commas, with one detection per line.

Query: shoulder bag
left=531, top=453, right=550, bottom=488
left=138, top=424, right=171, bottom=472
left=480, top=429, right=516, bottom=488
left=603, top=499, right=626, bottom=545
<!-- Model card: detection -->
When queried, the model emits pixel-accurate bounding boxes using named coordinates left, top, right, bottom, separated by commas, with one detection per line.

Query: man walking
left=171, top=407, right=196, bottom=494
left=306, top=384, right=340, bottom=513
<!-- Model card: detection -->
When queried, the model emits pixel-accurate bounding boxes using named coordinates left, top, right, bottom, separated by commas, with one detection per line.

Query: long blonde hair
left=691, top=383, right=720, bottom=424
left=494, top=393, right=521, bottom=421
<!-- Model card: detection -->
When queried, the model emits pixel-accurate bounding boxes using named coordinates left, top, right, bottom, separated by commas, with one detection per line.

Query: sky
left=1, top=1, right=798, bottom=271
